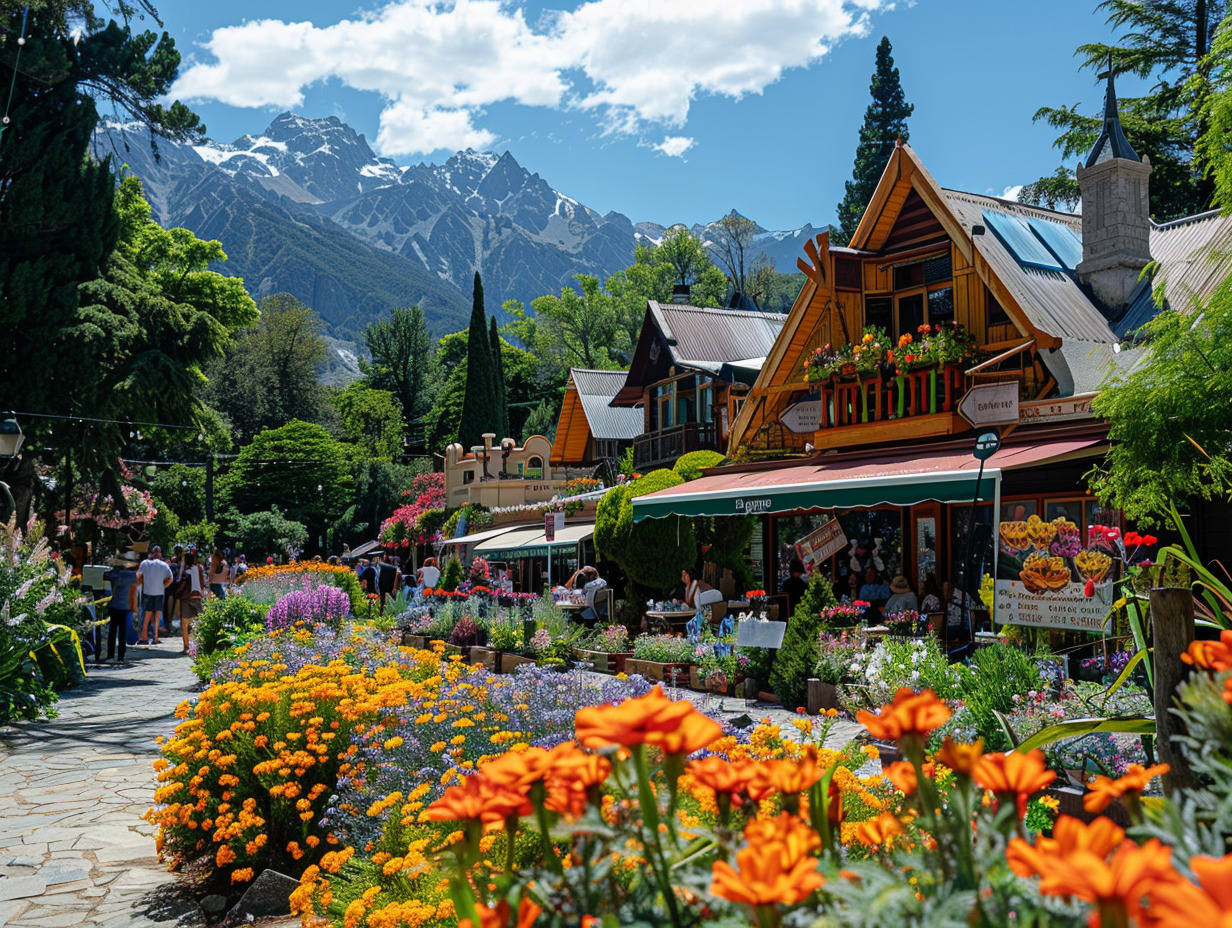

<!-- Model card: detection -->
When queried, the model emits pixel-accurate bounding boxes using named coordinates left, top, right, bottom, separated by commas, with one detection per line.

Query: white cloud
left=173, top=0, right=889, bottom=157
left=1000, top=184, right=1024, bottom=202
left=652, top=136, right=694, bottom=158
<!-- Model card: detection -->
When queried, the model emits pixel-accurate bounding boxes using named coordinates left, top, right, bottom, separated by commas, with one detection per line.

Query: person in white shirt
left=418, top=557, right=441, bottom=590
left=179, top=551, right=207, bottom=654
left=135, top=547, right=173, bottom=645
left=884, top=575, right=919, bottom=614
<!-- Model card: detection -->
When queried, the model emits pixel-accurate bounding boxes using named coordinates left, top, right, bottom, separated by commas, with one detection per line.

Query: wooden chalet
left=610, top=299, right=787, bottom=469
left=629, top=71, right=1232, bottom=641
left=549, top=369, right=642, bottom=469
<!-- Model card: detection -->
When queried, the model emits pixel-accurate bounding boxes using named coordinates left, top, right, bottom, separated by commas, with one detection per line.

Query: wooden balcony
left=633, top=421, right=718, bottom=468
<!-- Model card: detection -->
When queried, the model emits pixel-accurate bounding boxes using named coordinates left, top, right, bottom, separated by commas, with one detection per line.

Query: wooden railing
left=633, top=421, right=718, bottom=468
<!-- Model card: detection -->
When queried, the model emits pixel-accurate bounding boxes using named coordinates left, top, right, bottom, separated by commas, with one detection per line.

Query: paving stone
left=0, top=899, right=31, bottom=924
left=0, top=876, right=47, bottom=902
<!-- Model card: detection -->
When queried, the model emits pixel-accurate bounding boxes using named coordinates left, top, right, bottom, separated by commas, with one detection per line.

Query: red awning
left=630, top=438, right=1103, bottom=521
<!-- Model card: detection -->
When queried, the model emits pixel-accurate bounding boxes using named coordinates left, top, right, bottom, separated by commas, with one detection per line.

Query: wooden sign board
left=1018, top=394, right=1096, bottom=425
left=795, top=518, right=847, bottom=572
left=736, top=619, right=787, bottom=649
left=958, top=382, right=1019, bottom=427
left=780, top=399, right=822, bottom=434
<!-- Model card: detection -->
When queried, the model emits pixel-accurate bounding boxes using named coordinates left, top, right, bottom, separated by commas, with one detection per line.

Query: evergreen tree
left=835, top=37, right=914, bottom=244
left=769, top=572, right=839, bottom=710
left=457, top=272, right=497, bottom=450
left=489, top=316, right=509, bottom=438
left=360, top=305, right=435, bottom=426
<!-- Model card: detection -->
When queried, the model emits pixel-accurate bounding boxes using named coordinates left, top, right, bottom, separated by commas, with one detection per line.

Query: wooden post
left=807, top=678, right=822, bottom=715
left=1150, top=587, right=1196, bottom=795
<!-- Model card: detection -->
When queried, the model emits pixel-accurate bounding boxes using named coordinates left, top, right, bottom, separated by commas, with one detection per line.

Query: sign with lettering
left=544, top=511, right=564, bottom=542
left=734, top=498, right=774, bottom=514
left=780, top=399, right=823, bottom=434
left=795, top=517, right=848, bottom=571
left=736, top=619, right=787, bottom=649
left=994, top=579, right=1114, bottom=633
left=958, top=382, right=1020, bottom=427
left=1018, top=394, right=1096, bottom=425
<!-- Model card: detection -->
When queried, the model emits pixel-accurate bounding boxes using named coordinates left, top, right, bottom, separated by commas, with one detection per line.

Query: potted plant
left=805, top=344, right=841, bottom=383
left=852, top=326, right=890, bottom=380
left=447, top=615, right=479, bottom=661
left=691, top=644, right=737, bottom=695
left=626, top=634, right=694, bottom=683
left=481, top=614, right=523, bottom=672
left=884, top=609, right=924, bottom=637
left=574, top=624, right=632, bottom=673
left=808, top=630, right=860, bottom=713
left=399, top=610, right=435, bottom=650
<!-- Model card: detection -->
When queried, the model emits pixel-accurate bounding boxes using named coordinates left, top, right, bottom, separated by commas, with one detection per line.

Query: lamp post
left=0, top=418, right=26, bottom=518
left=959, top=430, right=1000, bottom=654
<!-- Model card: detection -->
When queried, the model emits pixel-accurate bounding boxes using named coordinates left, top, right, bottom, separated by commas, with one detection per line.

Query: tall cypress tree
left=488, top=316, right=509, bottom=438
left=457, top=271, right=496, bottom=450
left=835, top=37, right=913, bottom=244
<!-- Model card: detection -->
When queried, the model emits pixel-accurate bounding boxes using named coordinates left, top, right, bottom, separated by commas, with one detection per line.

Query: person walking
left=375, top=553, right=399, bottom=610
left=136, top=546, right=173, bottom=645
left=102, top=553, right=139, bottom=664
left=208, top=548, right=229, bottom=599
left=165, top=544, right=187, bottom=638
left=179, top=551, right=207, bottom=654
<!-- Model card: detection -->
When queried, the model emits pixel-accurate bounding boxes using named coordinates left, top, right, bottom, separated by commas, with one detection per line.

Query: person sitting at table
left=571, top=566, right=607, bottom=620
left=565, top=566, right=594, bottom=590
left=681, top=567, right=723, bottom=610
left=885, top=575, right=919, bottom=614
left=919, top=573, right=943, bottom=613
left=417, top=557, right=440, bottom=591
left=858, top=567, right=891, bottom=605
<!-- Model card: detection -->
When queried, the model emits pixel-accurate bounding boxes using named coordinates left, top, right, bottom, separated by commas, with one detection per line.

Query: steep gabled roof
left=550, top=368, right=642, bottom=465
left=611, top=302, right=787, bottom=405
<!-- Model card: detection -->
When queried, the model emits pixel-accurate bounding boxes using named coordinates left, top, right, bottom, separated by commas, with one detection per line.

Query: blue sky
left=162, top=0, right=1143, bottom=231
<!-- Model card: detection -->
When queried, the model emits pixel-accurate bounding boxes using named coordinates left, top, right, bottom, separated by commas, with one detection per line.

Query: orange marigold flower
left=856, top=688, right=951, bottom=742
left=883, top=761, right=920, bottom=796
left=936, top=738, right=983, bottom=776
left=1151, top=855, right=1232, bottom=926
left=574, top=686, right=713, bottom=753
left=1181, top=631, right=1232, bottom=672
left=424, top=775, right=532, bottom=826
left=648, top=710, right=723, bottom=756
left=974, top=749, right=1055, bottom=814
left=743, top=813, right=821, bottom=865
left=711, top=820, right=824, bottom=909
left=686, top=756, right=755, bottom=798
left=850, top=812, right=906, bottom=848
left=480, top=746, right=554, bottom=788
left=1006, top=815, right=1126, bottom=880
left=458, top=897, right=542, bottom=928
left=1083, top=763, right=1169, bottom=814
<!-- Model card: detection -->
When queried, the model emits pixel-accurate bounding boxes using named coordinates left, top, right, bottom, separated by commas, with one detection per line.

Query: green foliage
left=228, top=508, right=308, bottom=562
left=522, top=274, right=625, bottom=372
left=769, top=572, right=838, bottom=710
left=673, top=450, right=726, bottom=482
left=150, top=464, right=205, bottom=523
left=439, top=555, right=465, bottom=592
left=1016, top=167, right=1081, bottom=212
left=332, top=461, right=429, bottom=552
left=594, top=470, right=696, bottom=591
left=694, top=515, right=756, bottom=594
left=333, top=383, right=404, bottom=462
left=203, top=293, right=327, bottom=445
left=178, top=520, right=219, bottom=552
left=521, top=400, right=558, bottom=442
left=1089, top=279, right=1232, bottom=522
left=489, top=317, right=509, bottom=438
left=441, top=504, right=492, bottom=539
left=360, top=305, right=436, bottom=424
left=652, top=226, right=730, bottom=306
left=458, top=272, right=500, bottom=450
left=191, top=596, right=268, bottom=682
left=952, top=644, right=1054, bottom=752
left=836, top=37, right=914, bottom=243
left=218, top=420, right=353, bottom=529
left=147, top=497, right=181, bottom=552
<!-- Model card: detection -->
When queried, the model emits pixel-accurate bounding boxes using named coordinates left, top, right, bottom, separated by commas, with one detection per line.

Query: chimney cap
left=671, top=283, right=691, bottom=304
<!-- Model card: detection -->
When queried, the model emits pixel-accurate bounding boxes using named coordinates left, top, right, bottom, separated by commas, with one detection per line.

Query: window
left=894, top=263, right=924, bottom=290
left=988, top=290, right=1011, bottom=325
left=835, top=256, right=862, bottom=290
left=928, top=287, right=955, bottom=327
left=897, top=293, right=925, bottom=338
left=462, top=470, right=475, bottom=485
left=866, top=296, right=893, bottom=333
left=526, top=457, right=543, bottom=479
left=924, top=253, right=952, bottom=284
left=698, top=383, right=713, bottom=425
left=654, top=383, right=674, bottom=429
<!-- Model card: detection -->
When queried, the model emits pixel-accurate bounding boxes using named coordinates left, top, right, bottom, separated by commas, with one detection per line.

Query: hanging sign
left=544, top=511, right=564, bottom=542
left=794, top=517, right=848, bottom=571
left=1018, top=394, right=1096, bottom=425
left=994, top=579, right=1114, bottom=633
left=958, top=382, right=1019, bottom=427
left=780, top=399, right=823, bottom=434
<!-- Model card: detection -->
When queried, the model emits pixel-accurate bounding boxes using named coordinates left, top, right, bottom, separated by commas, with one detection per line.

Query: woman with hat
left=884, top=575, right=919, bottom=614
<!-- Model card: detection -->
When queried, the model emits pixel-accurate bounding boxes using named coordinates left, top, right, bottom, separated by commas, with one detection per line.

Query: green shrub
left=194, top=595, right=266, bottom=662
left=769, top=572, right=838, bottom=710
left=952, top=643, right=1053, bottom=751
left=593, top=469, right=696, bottom=591
left=147, top=497, right=181, bottom=551
left=178, top=519, right=219, bottom=552
left=439, top=555, right=464, bottom=591
left=673, top=450, right=726, bottom=482
left=632, top=634, right=695, bottom=664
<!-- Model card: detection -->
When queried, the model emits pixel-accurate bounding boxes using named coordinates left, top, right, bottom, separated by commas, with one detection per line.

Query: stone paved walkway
left=0, top=649, right=205, bottom=928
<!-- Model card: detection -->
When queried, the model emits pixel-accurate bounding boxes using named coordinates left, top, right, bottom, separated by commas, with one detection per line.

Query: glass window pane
left=924, top=254, right=952, bottom=284
left=897, top=293, right=925, bottom=338
left=928, top=287, right=955, bottom=327
left=866, top=297, right=893, bottom=333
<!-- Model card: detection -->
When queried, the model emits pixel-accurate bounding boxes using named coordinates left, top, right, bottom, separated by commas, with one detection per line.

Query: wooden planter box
left=625, top=658, right=691, bottom=684
left=806, top=679, right=842, bottom=715
left=401, top=632, right=431, bottom=649
left=1044, top=785, right=1130, bottom=827
left=469, top=647, right=499, bottom=672
left=443, top=644, right=473, bottom=661
left=874, top=741, right=902, bottom=770
left=572, top=649, right=633, bottom=673
left=500, top=653, right=537, bottom=673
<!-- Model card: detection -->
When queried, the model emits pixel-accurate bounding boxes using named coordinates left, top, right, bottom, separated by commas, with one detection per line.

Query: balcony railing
left=633, top=421, right=718, bottom=468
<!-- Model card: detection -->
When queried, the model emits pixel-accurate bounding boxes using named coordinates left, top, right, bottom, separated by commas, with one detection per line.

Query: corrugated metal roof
left=647, top=302, right=787, bottom=369
left=941, top=190, right=1118, bottom=343
left=569, top=369, right=643, bottom=440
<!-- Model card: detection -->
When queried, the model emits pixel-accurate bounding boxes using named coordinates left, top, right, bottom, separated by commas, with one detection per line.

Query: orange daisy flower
left=856, top=688, right=951, bottom=742
left=1083, top=763, right=1169, bottom=814
left=974, top=749, right=1055, bottom=815
left=459, top=897, right=542, bottom=928
left=850, top=812, right=906, bottom=848
left=711, top=818, right=824, bottom=908
left=1181, top=631, right=1232, bottom=672
left=574, top=686, right=699, bottom=751
left=1007, top=815, right=1126, bottom=880
left=1145, top=854, right=1232, bottom=928
left=882, top=760, right=934, bottom=796
left=686, top=756, right=756, bottom=801
left=936, top=738, right=984, bottom=776
left=424, top=775, right=532, bottom=826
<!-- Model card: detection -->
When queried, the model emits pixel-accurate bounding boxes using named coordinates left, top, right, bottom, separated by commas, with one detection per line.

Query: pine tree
left=835, top=37, right=914, bottom=244
left=489, top=316, right=509, bottom=438
left=457, top=272, right=496, bottom=450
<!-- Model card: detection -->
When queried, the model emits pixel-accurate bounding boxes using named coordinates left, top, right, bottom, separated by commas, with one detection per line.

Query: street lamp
left=958, top=431, right=1000, bottom=656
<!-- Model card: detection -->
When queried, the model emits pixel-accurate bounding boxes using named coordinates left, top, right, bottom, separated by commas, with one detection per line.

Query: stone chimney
left=671, top=283, right=691, bottom=304
left=1076, top=61, right=1152, bottom=314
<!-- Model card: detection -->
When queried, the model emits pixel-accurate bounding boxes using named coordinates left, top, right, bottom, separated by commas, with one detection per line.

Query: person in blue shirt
left=858, top=566, right=891, bottom=605
left=102, top=555, right=139, bottom=664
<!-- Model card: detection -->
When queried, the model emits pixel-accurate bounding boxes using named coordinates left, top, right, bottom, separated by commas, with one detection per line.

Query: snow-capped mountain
left=635, top=212, right=826, bottom=273
left=96, top=112, right=818, bottom=345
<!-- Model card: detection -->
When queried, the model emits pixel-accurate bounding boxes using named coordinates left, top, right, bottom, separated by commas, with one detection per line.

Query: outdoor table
left=973, top=632, right=1007, bottom=649
left=645, top=610, right=695, bottom=634
left=865, top=624, right=890, bottom=638
left=557, top=601, right=588, bottom=621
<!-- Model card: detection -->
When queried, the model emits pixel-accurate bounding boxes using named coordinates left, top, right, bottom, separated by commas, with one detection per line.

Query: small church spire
left=1085, top=52, right=1140, bottom=167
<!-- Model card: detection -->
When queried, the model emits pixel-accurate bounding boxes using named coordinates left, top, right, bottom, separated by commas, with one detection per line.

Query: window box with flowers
left=574, top=625, right=633, bottom=674
left=627, top=634, right=695, bottom=683
left=852, top=326, right=891, bottom=380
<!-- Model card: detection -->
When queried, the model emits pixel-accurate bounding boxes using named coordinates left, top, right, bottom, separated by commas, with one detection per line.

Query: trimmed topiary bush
left=673, top=450, right=726, bottom=482
left=769, top=571, right=838, bottom=710
left=594, top=470, right=696, bottom=591
left=439, top=554, right=465, bottom=591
